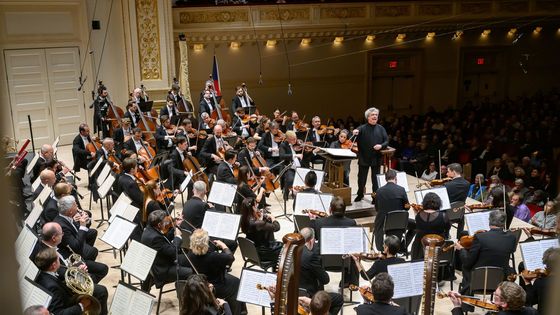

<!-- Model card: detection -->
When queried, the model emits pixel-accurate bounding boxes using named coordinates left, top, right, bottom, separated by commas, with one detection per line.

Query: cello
left=136, top=109, right=157, bottom=148
left=182, top=154, right=209, bottom=187
left=251, top=152, right=279, bottom=192
left=172, top=77, right=194, bottom=116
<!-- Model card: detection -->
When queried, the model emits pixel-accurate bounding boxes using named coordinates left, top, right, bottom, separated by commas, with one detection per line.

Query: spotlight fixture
left=482, top=29, right=491, bottom=36
left=300, top=38, right=311, bottom=46
left=334, top=36, right=344, bottom=44
left=533, top=26, right=542, bottom=34
left=396, top=33, right=406, bottom=41
left=230, top=41, right=241, bottom=49
left=508, top=28, right=517, bottom=36
left=426, top=32, right=436, bottom=39
left=452, top=30, right=463, bottom=40
left=266, top=39, right=277, bottom=47
left=366, top=35, right=376, bottom=42
left=193, top=43, right=204, bottom=51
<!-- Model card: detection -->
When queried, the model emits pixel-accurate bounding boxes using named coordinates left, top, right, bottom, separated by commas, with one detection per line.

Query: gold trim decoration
left=319, top=7, right=366, bottom=19
left=259, top=8, right=310, bottom=21
left=375, top=5, right=411, bottom=17
left=179, top=10, right=249, bottom=24
left=136, top=0, right=162, bottom=80
left=418, top=4, right=453, bottom=16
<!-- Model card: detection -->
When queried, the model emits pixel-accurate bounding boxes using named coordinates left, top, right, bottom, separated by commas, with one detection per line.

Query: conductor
left=352, top=107, right=388, bottom=202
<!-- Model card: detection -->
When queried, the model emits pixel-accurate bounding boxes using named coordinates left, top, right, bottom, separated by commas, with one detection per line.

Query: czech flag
left=211, top=55, right=222, bottom=97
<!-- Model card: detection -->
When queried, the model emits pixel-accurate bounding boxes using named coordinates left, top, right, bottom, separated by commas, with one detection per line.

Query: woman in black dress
left=180, top=274, right=232, bottom=315
left=411, top=192, right=450, bottom=259
left=236, top=166, right=266, bottom=210
left=239, top=197, right=282, bottom=268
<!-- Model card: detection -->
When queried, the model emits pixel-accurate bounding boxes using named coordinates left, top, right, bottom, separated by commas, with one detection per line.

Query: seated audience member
left=352, top=235, right=405, bottom=280
left=180, top=274, right=232, bottom=315
left=531, top=200, right=558, bottom=230
left=467, top=174, right=487, bottom=202
left=354, top=273, right=409, bottom=315
left=511, top=193, right=531, bottom=223
left=420, top=161, right=438, bottom=181
left=449, top=281, right=537, bottom=315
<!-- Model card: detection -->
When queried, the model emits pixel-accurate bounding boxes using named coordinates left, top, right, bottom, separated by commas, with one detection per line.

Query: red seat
left=526, top=203, right=543, bottom=218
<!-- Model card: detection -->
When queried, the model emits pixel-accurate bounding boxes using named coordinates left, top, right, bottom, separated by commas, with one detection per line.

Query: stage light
left=334, top=37, right=344, bottom=44
left=266, top=39, right=277, bottom=47
left=452, top=30, right=463, bottom=40
left=230, top=41, right=241, bottom=49
left=193, top=43, right=204, bottom=51
left=508, top=28, right=517, bottom=37
left=426, top=32, right=436, bottom=39
left=300, top=38, right=311, bottom=46
left=534, top=26, right=542, bottom=34
left=396, top=33, right=406, bottom=41
left=366, top=35, right=376, bottom=42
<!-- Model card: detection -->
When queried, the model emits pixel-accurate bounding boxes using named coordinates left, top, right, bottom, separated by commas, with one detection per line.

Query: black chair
left=237, top=237, right=276, bottom=271
left=293, top=214, right=312, bottom=232
left=437, top=240, right=456, bottom=290
left=470, top=266, right=503, bottom=296
left=393, top=295, right=422, bottom=315
left=447, top=201, right=465, bottom=226
left=383, top=210, right=410, bottom=256
left=149, top=270, right=176, bottom=315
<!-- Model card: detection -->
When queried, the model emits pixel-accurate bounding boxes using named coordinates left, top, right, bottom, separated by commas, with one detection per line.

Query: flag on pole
left=211, top=55, right=222, bottom=97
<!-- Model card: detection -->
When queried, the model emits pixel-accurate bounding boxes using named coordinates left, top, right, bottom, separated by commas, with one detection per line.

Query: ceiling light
left=300, top=38, right=311, bottom=46
left=266, top=39, right=277, bottom=47
left=230, top=41, right=240, bottom=49
left=334, top=36, right=344, bottom=44
left=193, top=43, right=204, bottom=51
left=396, top=33, right=406, bottom=41
left=426, top=32, right=436, bottom=39
left=482, top=29, right=491, bottom=36
left=534, top=26, right=542, bottom=34
left=366, top=35, right=376, bottom=42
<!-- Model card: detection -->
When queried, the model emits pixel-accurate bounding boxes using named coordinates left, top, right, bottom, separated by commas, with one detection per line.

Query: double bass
left=97, top=81, right=125, bottom=135
left=207, top=76, right=231, bottom=124
left=172, top=77, right=194, bottom=116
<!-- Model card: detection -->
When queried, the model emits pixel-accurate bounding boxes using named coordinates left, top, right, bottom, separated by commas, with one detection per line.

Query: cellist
left=166, top=136, right=191, bottom=191
left=112, top=118, right=132, bottom=152
left=237, top=137, right=270, bottom=177
left=123, top=128, right=148, bottom=162
left=90, top=84, right=110, bottom=138
left=117, top=157, right=145, bottom=241
left=71, top=123, right=96, bottom=172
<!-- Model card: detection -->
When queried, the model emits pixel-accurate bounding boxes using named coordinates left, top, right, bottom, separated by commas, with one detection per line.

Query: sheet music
left=376, top=172, right=410, bottom=192
left=100, top=216, right=137, bottom=250
left=414, top=186, right=451, bottom=210
left=294, top=193, right=333, bottom=213
left=98, top=174, right=116, bottom=199
left=31, top=176, right=41, bottom=192
left=111, top=282, right=155, bottom=315
left=26, top=152, right=40, bottom=174
left=201, top=211, right=241, bottom=241
left=521, top=238, right=559, bottom=270
left=293, top=168, right=325, bottom=191
left=110, top=204, right=138, bottom=224
left=320, top=148, right=357, bottom=158
left=109, top=193, right=132, bottom=217
left=91, top=157, right=104, bottom=175
left=18, top=258, right=39, bottom=281
left=237, top=269, right=277, bottom=307
left=36, top=185, right=52, bottom=205
left=121, top=240, right=157, bottom=281
left=208, top=181, right=237, bottom=207
left=180, top=171, right=192, bottom=193
left=25, top=203, right=43, bottom=227
left=52, top=136, right=60, bottom=154
left=15, top=226, right=38, bottom=264
left=464, top=211, right=491, bottom=235
left=20, top=277, right=52, bottom=310
left=96, top=163, right=112, bottom=186
left=387, top=261, right=425, bottom=299
left=320, top=227, right=366, bottom=255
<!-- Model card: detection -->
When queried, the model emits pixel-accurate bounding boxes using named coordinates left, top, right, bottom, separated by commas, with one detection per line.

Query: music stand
left=138, top=100, right=154, bottom=113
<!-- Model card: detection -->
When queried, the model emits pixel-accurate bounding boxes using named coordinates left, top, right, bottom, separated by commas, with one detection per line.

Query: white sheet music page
left=388, top=261, right=425, bottom=299
left=464, top=211, right=491, bottom=235
left=109, top=193, right=132, bottom=219
left=100, top=216, right=137, bottom=250
left=237, top=269, right=277, bottom=307
left=110, top=283, right=134, bottom=315
left=320, top=227, right=366, bottom=255
left=180, top=171, right=192, bottom=193
left=521, top=239, right=559, bottom=270
left=25, top=203, right=43, bottom=227
left=208, top=181, right=237, bottom=207
left=293, top=168, right=325, bottom=191
left=377, top=172, right=410, bottom=192
left=121, top=240, right=157, bottom=281
left=31, top=176, right=41, bottom=191
left=15, top=226, right=38, bottom=264
left=321, top=148, right=357, bottom=158
left=36, top=185, right=52, bottom=204
left=201, top=211, right=241, bottom=241
left=98, top=174, right=116, bottom=199
left=20, top=277, right=52, bottom=310
left=96, top=163, right=112, bottom=186
left=26, top=152, right=40, bottom=174
left=414, top=186, right=451, bottom=209
left=18, top=258, right=39, bottom=281
left=110, top=204, right=139, bottom=224
left=294, top=193, right=333, bottom=213
left=90, top=157, right=104, bottom=175
left=130, top=289, right=155, bottom=314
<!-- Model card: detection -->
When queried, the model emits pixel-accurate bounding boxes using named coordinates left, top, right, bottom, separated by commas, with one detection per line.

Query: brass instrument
left=64, top=246, right=101, bottom=315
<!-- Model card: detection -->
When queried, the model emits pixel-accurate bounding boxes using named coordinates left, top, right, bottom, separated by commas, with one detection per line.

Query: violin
left=160, top=215, right=181, bottom=235
left=405, top=203, right=423, bottom=212
left=294, top=120, right=309, bottom=132
left=457, top=230, right=487, bottom=249
left=302, top=209, right=327, bottom=218
left=437, top=291, right=499, bottom=311
left=340, top=139, right=358, bottom=153
left=518, top=268, right=549, bottom=280
left=273, top=130, right=285, bottom=143
left=350, top=252, right=387, bottom=261
left=348, top=284, right=374, bottom=303
left=466, top=203, right=493, bottom=211
left=293, top=140, right=316, bottom=153
left=429, top=177, right=452, bottom=186
left=528, top=227, right=557, bottom=237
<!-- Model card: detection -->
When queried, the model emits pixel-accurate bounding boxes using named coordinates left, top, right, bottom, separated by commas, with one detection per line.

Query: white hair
left=364, top=107, right=380, bottom=119
left=57, top=195, right=76, bottom=215
left=193, top=181, right=206, bottom=193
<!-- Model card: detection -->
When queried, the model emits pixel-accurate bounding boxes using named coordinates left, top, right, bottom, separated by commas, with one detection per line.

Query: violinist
left=200, top=124, right=231, bottom=176
left=216, top=149, right=238, bottom=185
left=160, top=98, right=180, bottom=125
left=278, top=130, right=309, bottom=199
left=117, top=158, right=144, bottom=241
left=143, top=180, right=165, bottom=215
left=443, top=163, right=470, bottom=203
left=523, top=247, right=558, bottom=314
left=91, top=84, right=110, bottom=138
left=286, top=111, right=305, bottom=132
left=155, top=116, right=175, bottom=152
left=272, top=109, right=288, bottom=132
left=329, top=129, right=351, bottom=186
left=351, top=235, right=405, bottom=280
left=449, top=281, right=538, bottom=315
left=231, top=107, right=251, bottom=138
left=71, top=123, right=96, bottom=172
left=199, top=89, right=216, bottom=118
left=179, top=274, right=233, bottom=315
left=236, top=166, right=267, bottom=210
left=298, top=227, right=343, bottom=315
left=31, top=144, right=54, bottom=183
left=257, top=122, right=282, bottom=173
left=181, top=181, right=214, bottom=231
left=112, top=118, right=132, bottom=152
left=307, top=116, right=325, bottom=143
left=166, top=136, right=192, bottom=190
left=455, top=210, right=516, bottom=295
left=352, top=107, right=388, bottom=202
left=187, top=229, right=246, bottom=315
left=199, top=112, right=214, bottom=131
left=231, top=85, right=254, bottom=114
left=254, top=116, right=270, bottom=140
left=354, top=273, right=408, bottom=315
left=410, top=192, right=450, bottom=260
left=141, top=210, right=193, bottom=286
left=124, top=101, right=141, bottom=128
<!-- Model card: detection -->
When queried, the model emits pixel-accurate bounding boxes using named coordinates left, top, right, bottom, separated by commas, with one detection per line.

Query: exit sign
left=477, top=57, right=485, bottom=65
left=388, top=60, right=398, bottom=68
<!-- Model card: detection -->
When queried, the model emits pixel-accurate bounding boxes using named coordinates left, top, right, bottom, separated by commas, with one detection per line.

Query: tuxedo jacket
left=355, top=302, right=409, bottom=315
left=31, top=156, right=47, bottom=184
left=36, top=272, right=82, bottom=315
left=200, top=136, right=221, bottom=167
left=257, top=132, right=278, bottom=159
left=459, top=228, right=517, bottom=271
left=216, top=161, right=236, bottom=185
left=374, top=182, right=409, bottom=228
left=166, top=149, right=186, bottom=188
left=117, top=173, right=144, bottom=209
left=123, top=110, right=140, bottom=128
left=278, top=141, right=310, bottom=168
left=199, top=98, right=216, bottom=116
left=141, top=225, right=182, bottom=283
left=154, top=125, right=172, bottom=151
left=71, top=134, right=92, bottom=171
left=112, top=127, right=130, bottom=151
left=123, top=137, right=138, bottom=154
left=42, top=196, right=59, bottom=223
left=53, top=215, right=96, bottom=260
left=299, top=245, right=330, bottom=295
left=181, top=196, right=210, bottom=231
left=237, top=147, right=261, bottom=175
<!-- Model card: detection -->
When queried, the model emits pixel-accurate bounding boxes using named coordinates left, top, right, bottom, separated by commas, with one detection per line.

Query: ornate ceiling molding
left=136, top=0, right=162, bottom=80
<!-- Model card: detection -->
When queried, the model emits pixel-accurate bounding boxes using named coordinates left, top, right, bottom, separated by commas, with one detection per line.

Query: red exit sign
left=388, top=60, right=398, bottom=68
left=477, top=57, right=485, bottom=65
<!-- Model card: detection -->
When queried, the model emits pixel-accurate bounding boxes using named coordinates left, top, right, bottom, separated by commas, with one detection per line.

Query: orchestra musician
left=449, top=281, right=538, bottom=315
left=187, top=229, right=246, bottom=315
left=179, top=274, right=232, bottom=315
left=231, top=85, right=255, bottom=114
left=181, top=181, right=214, bottom=231
left=71, top=123, right=96, bottom=172
left=199, top=89, right=217, bottom=117
left=444, top=163, right=470, bottom=203
left=329, top=129, right=351, bottom=186
left=237, top=137, right=269, bottom=176
left=141, top=210, right=193, bottom=287
left=410, top=192, right=450, bottom=260
left=131, top=87, right=148, bottom=104
left=31, top=144, right=55, bottom=183
left=155, top=116, right=176, bottom=153
left=200, top=124, right=231, bottom=176
left=91, top=84, right=111, bottom=138
left=216, top=149, right=238, bottom=185
left=123, top=101, right=141, bottom=128
left=123, top=127, right=148, bottom=159
left=112, top=118, right=132, bottom=152
left=354, top=272, right=409, bottom=315
left=160, top=98, right=180, bottom=125
left=285, top=111, right=303, bottom=132
left=351, top=235, right=405, bottom=280
left=272, top=109, right=288, bottom=132
left=116, top=157, right=145, bottom=241
left=455, top=210, right=516, bottom=295
left=32, top=169, right=56, bottom=202
left=279, top=130, right=309, bottom=199
left=523, top=247, right=559, bottom=314
left=257, top=122, right=282, bottom=173
left=299, top=227, right=344, bottom=315
left=231, top=107, right=251, bottom=138
left=236, top=166, right=266, bottom=210
left=352, top=107, right=388, bottom=202
left=42, top=182, right=73, bottom=224
left=34, top=247, right=109, bottom=315
left=165, top=136, right=191, bottom=190
left=373, top=169, right=410, bottom=252
left=199, top=112, right=213, bottom=131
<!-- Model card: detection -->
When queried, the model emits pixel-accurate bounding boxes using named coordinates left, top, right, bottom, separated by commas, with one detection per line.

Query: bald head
left=40, top=144, right=54, bottom=161
left=39, top=169, right=56, bottom=187
left=41, top=222, right=62, bottom=246
left=213, top=124, right=223, bottom=136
